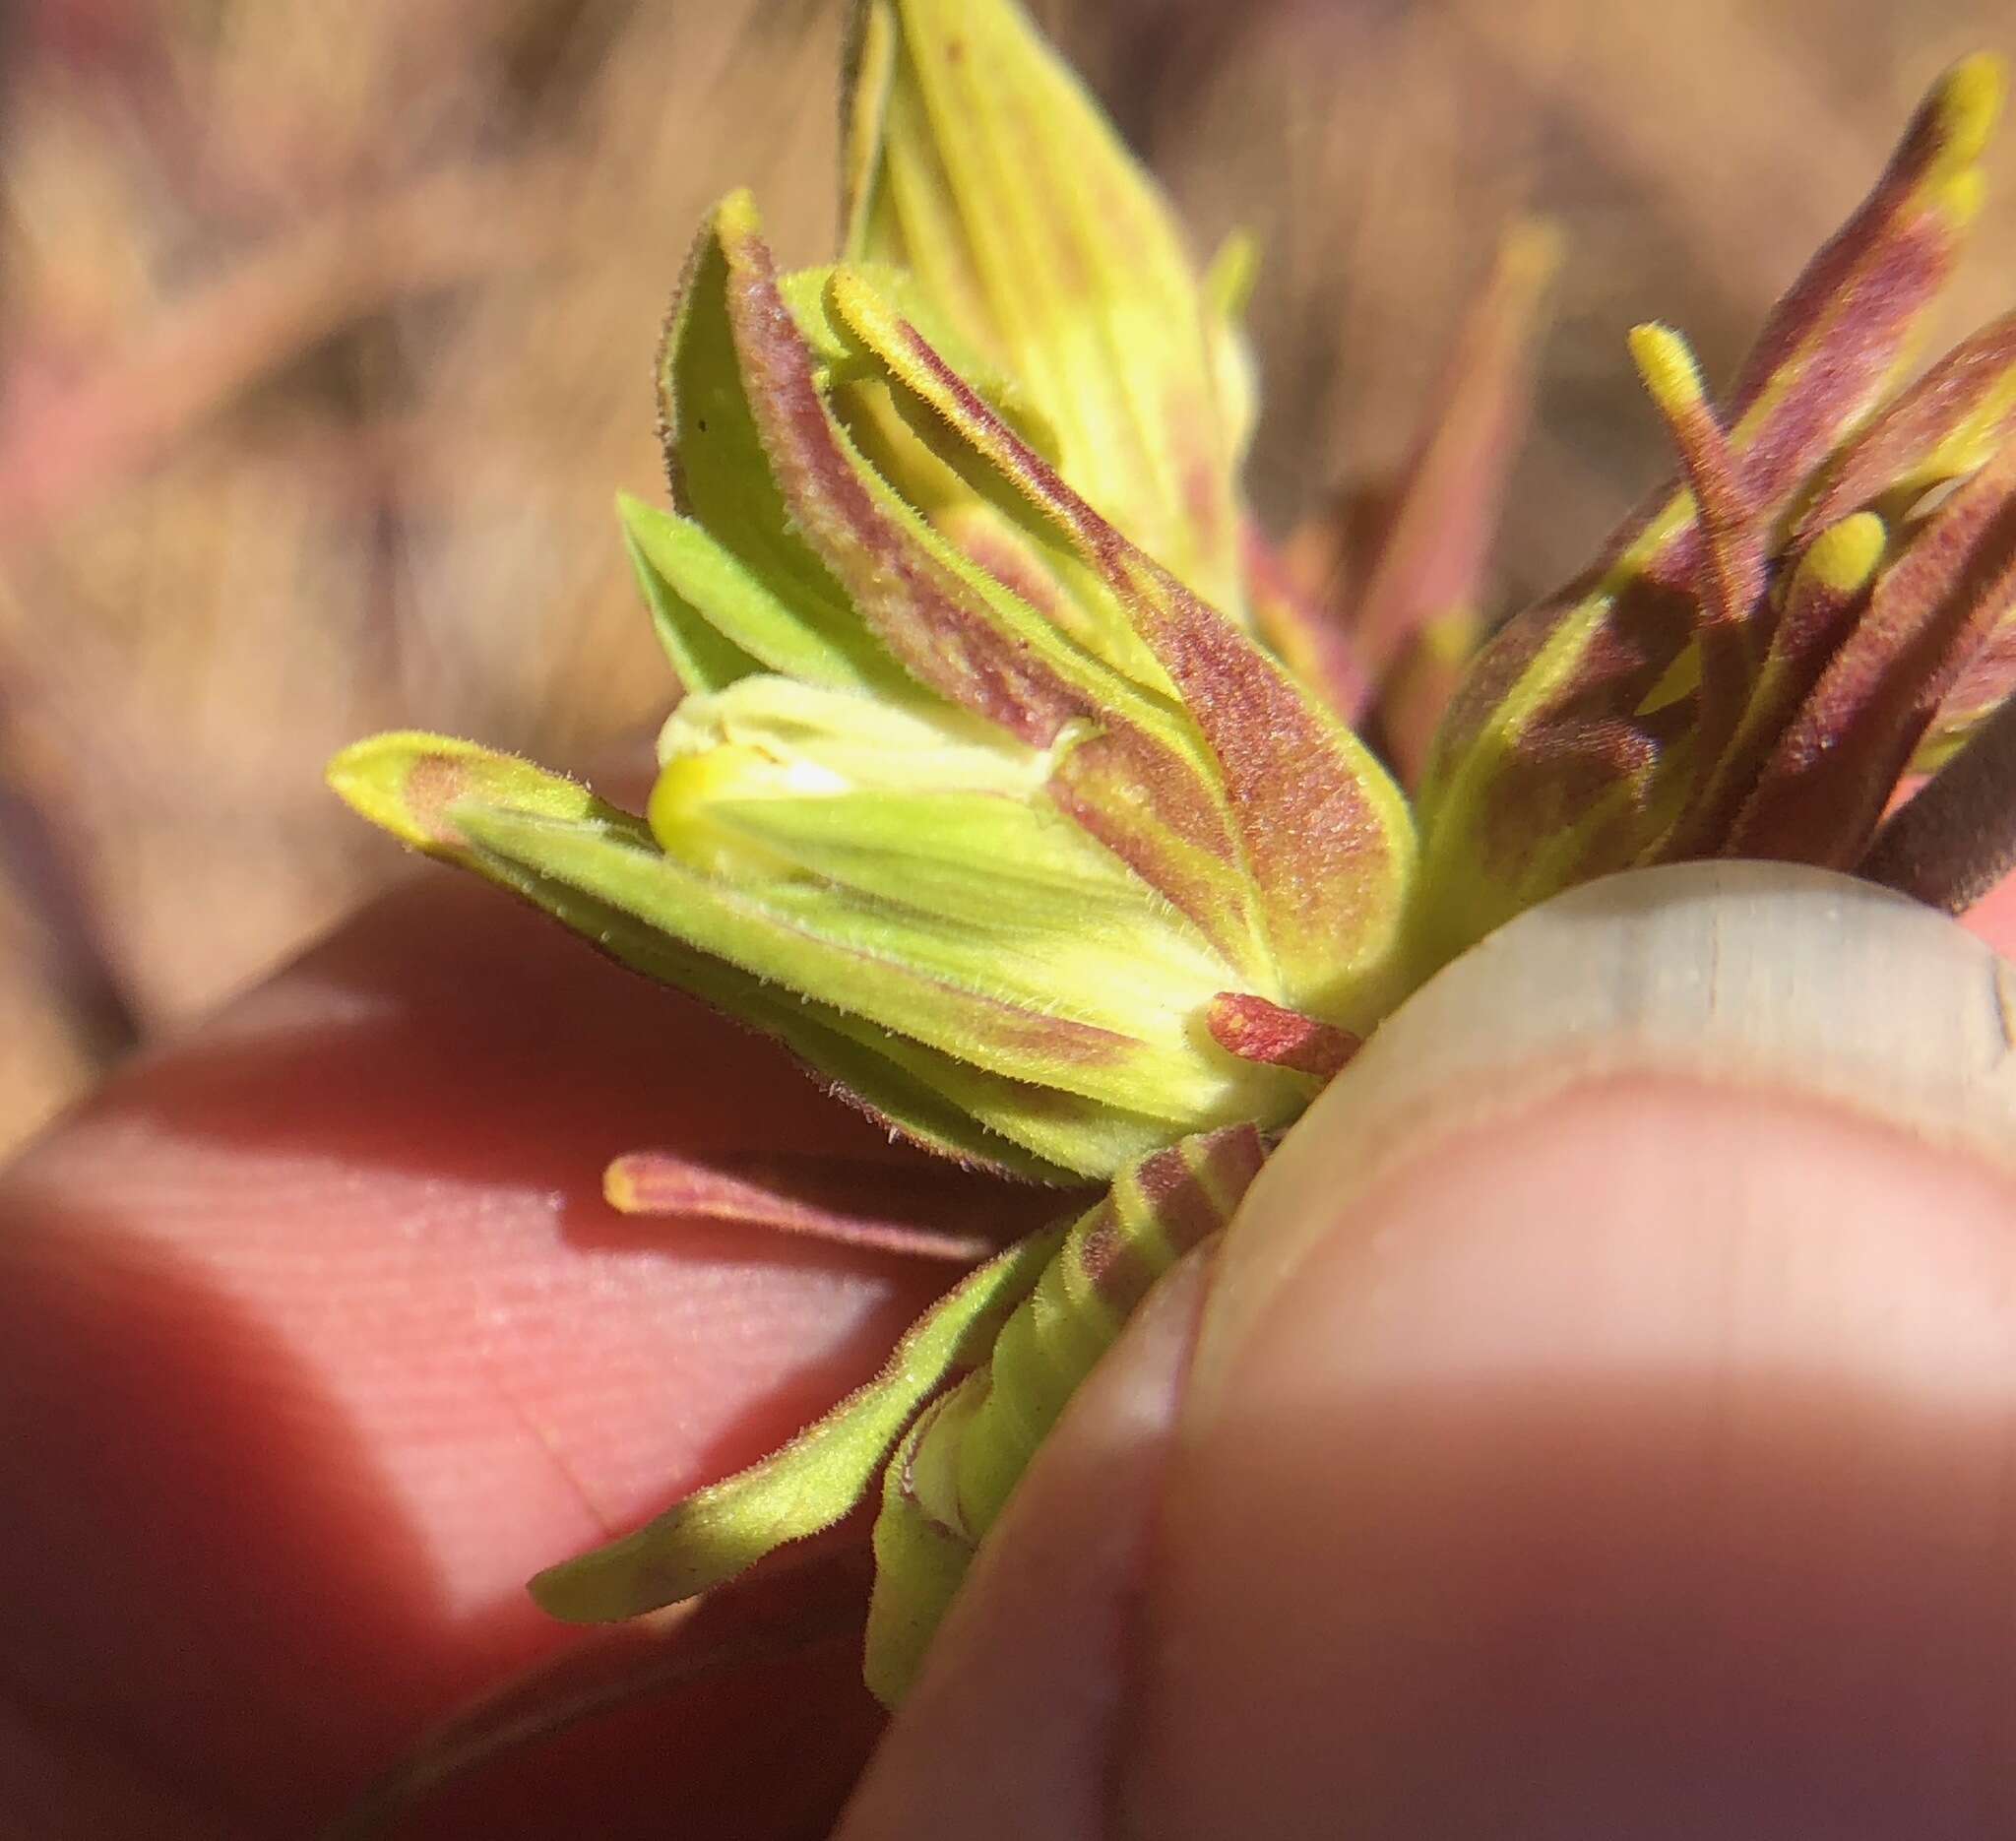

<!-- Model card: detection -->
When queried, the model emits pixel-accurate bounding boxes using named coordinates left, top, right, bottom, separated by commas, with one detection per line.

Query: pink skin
left=0, top=878, right=998, bottom=1838
left=5, top=871, right=2016, bottom=1836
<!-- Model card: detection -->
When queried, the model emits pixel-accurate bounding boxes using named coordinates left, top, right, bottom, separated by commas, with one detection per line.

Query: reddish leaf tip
left=1206, top=992, right=1360, bottom=1079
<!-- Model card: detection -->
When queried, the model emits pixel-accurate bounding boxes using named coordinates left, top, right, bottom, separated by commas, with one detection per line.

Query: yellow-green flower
left=330, top=67, right=1416, bottom=1183
left=331, top=0, right=2016, bottom=1710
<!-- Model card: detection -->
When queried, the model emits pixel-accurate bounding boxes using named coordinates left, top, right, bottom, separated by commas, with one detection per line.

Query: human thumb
left=842, top=862, right=2016, bottom=1840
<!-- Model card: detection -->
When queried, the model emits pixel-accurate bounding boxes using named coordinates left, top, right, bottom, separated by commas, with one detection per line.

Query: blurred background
left=2, top=0, right=2009, bottom=1155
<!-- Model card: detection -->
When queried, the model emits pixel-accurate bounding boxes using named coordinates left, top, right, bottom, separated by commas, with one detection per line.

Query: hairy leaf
left=530, top=1223, right=1066, bottom=1619
left=328, top=733, right=1203, bottom=1176
left=657, top=220, right=906, bottom=698
left=842, top=0, right=1247, bottom=613
left=1859, top=690, right=2016, bottom=909
left=1413, top=56, right=2004, bottom=968
left=860, top=1125, right=1266, bottom=1705
left=830, top=268, right=1418, bottom=1026
left=1730, top=439, right=2016, bottom=863
left=713, top=192, right=1276, bottom=983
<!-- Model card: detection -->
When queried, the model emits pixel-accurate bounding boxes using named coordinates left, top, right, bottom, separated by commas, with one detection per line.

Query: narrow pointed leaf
left=602, top=1148, right=1049, bottom=1263
left=658, top=216, right=910, bottom=697
left=830, top=268, right=1417, bottom=1026
left=1414, top=56, right=2003, bottom=964
left=713, top=193, right=1273, bottom=982
left=1859, top=689, right=2016, bottom=910
left=1352, top=220, right=1559, bottom=687
left=530, top=1222, right=1067, bottom=1620
left=327, top=733, right=1163, bottom=1178
left=862, top=1125, right=1266, bottom=1705
left=842, top=0, right=1245, bottom=612
left=1731, top=438, right=2016, bottom=863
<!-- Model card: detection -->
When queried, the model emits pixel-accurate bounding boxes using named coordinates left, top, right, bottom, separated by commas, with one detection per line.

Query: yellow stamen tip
left=602, top=1159, right=644, bottom=1214
left=1628, top=321, right=1707, bottom=416
left=1934, top=167, right=1989, bottom=230
left=1937, top=53, right=2007, bottom=167
left=1796, top=511, right=1887, bottom=597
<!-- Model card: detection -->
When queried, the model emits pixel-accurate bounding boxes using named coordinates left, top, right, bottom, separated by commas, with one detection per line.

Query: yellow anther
left=1795, top=511, right=1887, bottom=597
left=1628, top=321, right=1709, bottom=416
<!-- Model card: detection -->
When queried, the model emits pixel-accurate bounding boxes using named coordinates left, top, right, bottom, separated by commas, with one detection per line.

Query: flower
left=327, top=23, right=1420, bottom=1184
left=330, top=0, right=2016, bottom=1710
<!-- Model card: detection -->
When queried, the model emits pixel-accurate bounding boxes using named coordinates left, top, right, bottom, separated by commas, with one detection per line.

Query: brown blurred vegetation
left=2, top=0, right=2009, bottom=1153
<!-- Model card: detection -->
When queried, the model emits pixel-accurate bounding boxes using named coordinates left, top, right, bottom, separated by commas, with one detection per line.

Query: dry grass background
left=1, top=0, right=2009, bottom=1155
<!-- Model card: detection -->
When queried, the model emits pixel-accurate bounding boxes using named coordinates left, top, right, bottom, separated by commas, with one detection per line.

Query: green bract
left=331, top=84, right=1416, bottom=1181
left=332, top=0, right=2016, bottom=1716
left=843, top=0, right=1258, bottom=616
